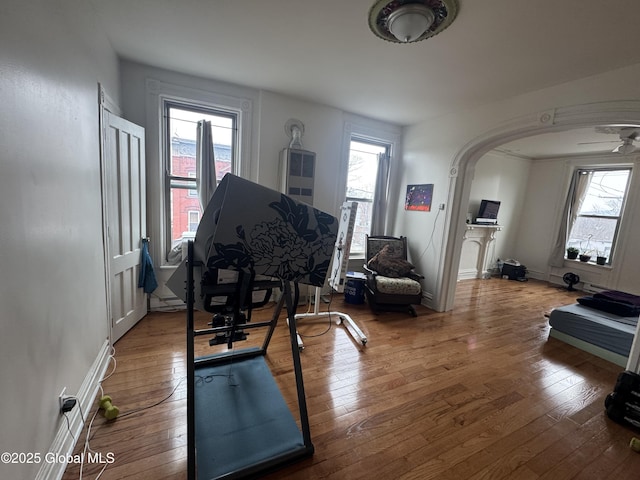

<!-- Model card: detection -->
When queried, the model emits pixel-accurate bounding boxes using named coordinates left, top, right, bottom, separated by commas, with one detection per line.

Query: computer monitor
left=476, top=199, right=500, bottom=223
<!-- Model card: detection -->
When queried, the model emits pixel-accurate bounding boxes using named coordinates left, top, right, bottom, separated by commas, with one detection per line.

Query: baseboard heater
left=582, top=283, right=608, bottom=294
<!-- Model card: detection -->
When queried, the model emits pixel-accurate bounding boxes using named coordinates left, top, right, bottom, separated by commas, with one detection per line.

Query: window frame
left=187, top=210, right=200, bottom=232
left=163, top=100, right=238, bottom=256
left=186, top=171, right=197, bottom=197
left=345, top=137, right=391, bottom=256
left=145, top=78, right=255, bottom=272
left=566, top=167, right=631, bottom=265
left=339, top=118, right=401, bottom=259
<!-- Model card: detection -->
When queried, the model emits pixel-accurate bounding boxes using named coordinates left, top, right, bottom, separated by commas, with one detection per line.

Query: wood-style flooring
left=62, top=278, right=640, bottom=479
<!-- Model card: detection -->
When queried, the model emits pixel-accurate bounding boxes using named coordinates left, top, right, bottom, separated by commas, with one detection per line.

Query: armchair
left=363, top=235, right=423, bottom=317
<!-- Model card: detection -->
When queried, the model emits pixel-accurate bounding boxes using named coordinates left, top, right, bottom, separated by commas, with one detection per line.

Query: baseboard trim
left=421, top=291, right=436, bottom=310
left=457, top=269, right=479, bottom=281
left=35, top=339, right=112, bottom=480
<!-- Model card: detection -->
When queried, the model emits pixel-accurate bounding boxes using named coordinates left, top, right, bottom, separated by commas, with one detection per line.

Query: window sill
left=564, top=258, right=612, bottom=271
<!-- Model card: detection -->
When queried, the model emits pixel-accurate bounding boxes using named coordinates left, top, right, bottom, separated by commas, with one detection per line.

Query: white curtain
left=370, top=152, right=390, bottom=236
left=548, top=169, right=592, bottom=267
left=196, top=120, right=216, bottom=210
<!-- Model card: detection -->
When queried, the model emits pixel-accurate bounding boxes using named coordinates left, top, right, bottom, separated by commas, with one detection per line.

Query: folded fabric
left=577, top=295, right=640, bottom=317
left=594, top=290, right=640, bottom=307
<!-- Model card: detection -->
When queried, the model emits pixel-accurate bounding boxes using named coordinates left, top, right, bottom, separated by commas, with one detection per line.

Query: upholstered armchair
left=363, top=235, right=423, bottom=317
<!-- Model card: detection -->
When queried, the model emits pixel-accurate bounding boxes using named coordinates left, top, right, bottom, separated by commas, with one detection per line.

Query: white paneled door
left=103, top=110, right=147, bottom=343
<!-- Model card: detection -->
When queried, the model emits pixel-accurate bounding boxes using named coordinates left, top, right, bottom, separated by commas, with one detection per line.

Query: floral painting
left=206, top=194, right=337, bottom=286
left=182, top=174, right=338, bottom=289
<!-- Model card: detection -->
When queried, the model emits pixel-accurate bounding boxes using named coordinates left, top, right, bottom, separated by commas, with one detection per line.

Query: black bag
left=605, top=371, right=640, bottom=429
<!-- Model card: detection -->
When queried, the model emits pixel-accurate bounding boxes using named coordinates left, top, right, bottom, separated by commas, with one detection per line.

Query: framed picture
left=405, top=184, right=433, bottom=211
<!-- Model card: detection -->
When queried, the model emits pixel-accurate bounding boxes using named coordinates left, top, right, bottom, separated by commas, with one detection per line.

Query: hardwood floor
left=62, top=279, right=640, bottom=479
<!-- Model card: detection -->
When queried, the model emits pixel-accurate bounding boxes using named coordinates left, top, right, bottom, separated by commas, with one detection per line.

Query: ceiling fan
left=578, top=126, right=639, bottom=154
left=613, top=128, right=638, bottom=154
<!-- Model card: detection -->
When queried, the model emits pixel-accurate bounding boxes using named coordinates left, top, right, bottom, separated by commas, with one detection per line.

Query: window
left=566, top=168, right=631, bottom=263
left=187, top=210, right=200, bottom=232
left=186, top=171, right=197, bottom=197
left=345, top=138, right=390, bottom=255
left=164, top=102, right=236, bottom=255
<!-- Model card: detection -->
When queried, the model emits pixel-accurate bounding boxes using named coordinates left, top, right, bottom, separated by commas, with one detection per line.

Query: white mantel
left=458, top=224, right=503, bottom=280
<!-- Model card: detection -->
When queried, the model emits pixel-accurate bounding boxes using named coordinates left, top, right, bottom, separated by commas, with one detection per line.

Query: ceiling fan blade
left=613, top=137, right=637, bottom=154
left=577, top=140, right=620, bottom=145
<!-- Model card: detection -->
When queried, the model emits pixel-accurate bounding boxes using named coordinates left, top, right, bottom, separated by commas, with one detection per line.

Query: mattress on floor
left=548, top=303, right=638, bottom=357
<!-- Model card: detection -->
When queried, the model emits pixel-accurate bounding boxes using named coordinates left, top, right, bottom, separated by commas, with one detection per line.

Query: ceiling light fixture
left=368, top=0, right=459, bottom=44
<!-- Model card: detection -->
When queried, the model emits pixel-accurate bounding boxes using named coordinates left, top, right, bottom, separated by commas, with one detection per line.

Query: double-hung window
left=345, top=138, right=391, bottom=255
left=566, top=168, right=631, bottom=264
left=164, top=102, right=236, bottom=257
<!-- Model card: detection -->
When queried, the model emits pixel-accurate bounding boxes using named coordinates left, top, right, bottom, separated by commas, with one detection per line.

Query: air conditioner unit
left=279, top=148, right=316, bottom=205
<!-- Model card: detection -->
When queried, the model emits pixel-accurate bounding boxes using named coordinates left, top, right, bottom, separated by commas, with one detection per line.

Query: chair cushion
left=374, top=276, right=422, bottom=295
left=367, top=244, right=414, bottom=278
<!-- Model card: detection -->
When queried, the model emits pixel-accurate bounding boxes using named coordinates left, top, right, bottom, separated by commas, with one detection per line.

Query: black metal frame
left=185, top=241, right=314, bottom=479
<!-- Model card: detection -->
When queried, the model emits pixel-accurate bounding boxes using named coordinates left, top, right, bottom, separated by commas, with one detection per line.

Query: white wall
left=119, top=61, right=401, bottom=304
left=512, top=157, right=570, bottom=276
left=255, top=91, right=345, bottom=216
left=394, top=119, right=461, bottom=302
left=514, top=154, right=640, bottom=293
left=399, top=62, right=640, bottom=309
left=468, top=152, right=532, bottom=267
left=0, top=1, right=119, bottom=478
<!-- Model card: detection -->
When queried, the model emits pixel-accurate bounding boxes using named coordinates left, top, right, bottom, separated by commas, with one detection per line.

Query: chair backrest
left=365, top=235, right=408, bottom=263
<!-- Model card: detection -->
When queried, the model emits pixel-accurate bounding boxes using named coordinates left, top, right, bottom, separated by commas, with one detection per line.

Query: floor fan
left=563, top=272, right=580, bottom=291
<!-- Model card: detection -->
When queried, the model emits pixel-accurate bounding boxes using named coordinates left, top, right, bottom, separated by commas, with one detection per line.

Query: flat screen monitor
left=477, top=199, right=500, bottom=220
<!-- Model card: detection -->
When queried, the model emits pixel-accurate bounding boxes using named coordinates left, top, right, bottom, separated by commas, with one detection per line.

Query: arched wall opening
left=436, top=100, right=640, bottom=313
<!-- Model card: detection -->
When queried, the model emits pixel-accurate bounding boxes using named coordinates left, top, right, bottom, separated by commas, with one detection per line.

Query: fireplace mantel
left=458, top=224, right=503, bottom=280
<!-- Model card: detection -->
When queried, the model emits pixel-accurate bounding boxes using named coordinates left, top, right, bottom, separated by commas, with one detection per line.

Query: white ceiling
left=88, top=0, right=640, bottom=157
left=497, top=126, right=640, bottom=160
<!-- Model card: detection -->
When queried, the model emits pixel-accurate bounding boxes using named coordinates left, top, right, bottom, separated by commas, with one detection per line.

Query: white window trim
left=567, top=166, right=631, bottom=264
left=339, top=115, right=402, bottom=258
left=145, top=78, right=254, bottom=268
left=555, top=156, right=636, bottom=279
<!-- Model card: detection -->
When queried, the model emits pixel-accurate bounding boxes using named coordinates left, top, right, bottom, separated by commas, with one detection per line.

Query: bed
left=548, top=290, right=640, bottom=367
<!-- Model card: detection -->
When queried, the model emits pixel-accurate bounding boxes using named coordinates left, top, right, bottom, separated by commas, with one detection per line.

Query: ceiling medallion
left=368, top=0, right=459, bottom=44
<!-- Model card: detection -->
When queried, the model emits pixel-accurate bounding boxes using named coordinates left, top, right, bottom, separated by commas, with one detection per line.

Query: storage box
left=344, top=272, right=366, bottom=304
left=501, top=263, right=527, bottom=281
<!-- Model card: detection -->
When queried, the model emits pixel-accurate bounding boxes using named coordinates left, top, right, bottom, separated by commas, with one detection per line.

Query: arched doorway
left=437, top=100, right=640, bottom=312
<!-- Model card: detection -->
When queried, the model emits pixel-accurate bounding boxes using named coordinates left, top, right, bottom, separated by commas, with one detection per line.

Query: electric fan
left=563, top=272, right=580, bottom=291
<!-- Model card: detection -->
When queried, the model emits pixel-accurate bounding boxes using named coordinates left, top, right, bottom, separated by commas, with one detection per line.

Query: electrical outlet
left=59, top=387, right=67, bottom=411
left=439, top=203, right=445, bottom=210
left=59, top=387, right=76, bottom=414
